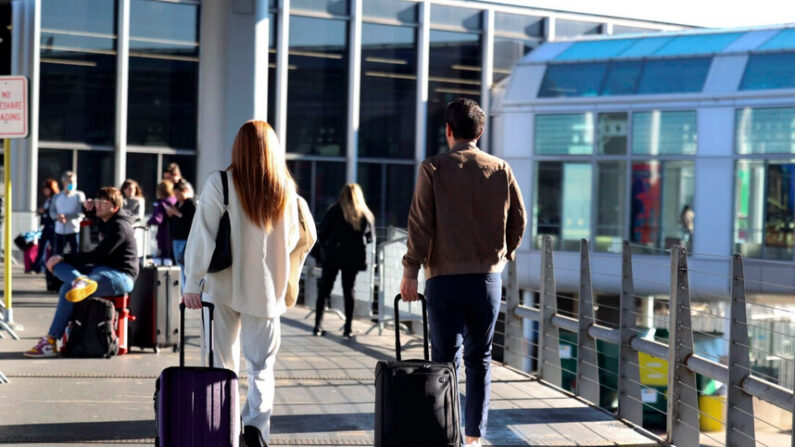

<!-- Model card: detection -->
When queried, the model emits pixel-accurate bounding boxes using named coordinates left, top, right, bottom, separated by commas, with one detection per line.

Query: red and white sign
left=0, top=76, right=28, bottom=139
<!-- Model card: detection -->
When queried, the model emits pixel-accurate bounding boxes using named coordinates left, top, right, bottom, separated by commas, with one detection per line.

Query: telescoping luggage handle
left=394, top=294, right=430, bottom=362
left=178, top=301, right=215, bottom=368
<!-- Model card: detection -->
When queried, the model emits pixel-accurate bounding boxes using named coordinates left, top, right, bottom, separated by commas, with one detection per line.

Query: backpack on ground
left=63, top=297, right=119, bottom=358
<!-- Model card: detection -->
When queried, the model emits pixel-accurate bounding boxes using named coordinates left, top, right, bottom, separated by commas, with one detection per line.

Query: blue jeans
left=172, top=239, right=187, bottom=293
left=47, top=262, right=135, bottom=338
left=425, top=273, right=502, bottom=439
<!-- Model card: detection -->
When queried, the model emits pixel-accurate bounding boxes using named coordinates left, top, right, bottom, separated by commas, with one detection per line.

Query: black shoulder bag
left=208, top=170, right=232, bottom=273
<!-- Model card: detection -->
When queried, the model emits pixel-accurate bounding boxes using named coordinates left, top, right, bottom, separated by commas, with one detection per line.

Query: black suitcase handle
left=394, top=294, right=429, bottom=362
left=179, top=301, right=215, bottom=368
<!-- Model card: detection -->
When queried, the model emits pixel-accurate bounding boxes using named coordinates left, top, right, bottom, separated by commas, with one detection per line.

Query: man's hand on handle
left=400, top=277, right=419, bottom=302
left=182, top=292, right=202, bottom=309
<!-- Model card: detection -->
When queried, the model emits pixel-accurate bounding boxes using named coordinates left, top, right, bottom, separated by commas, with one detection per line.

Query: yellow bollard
left=699, top=394, right=726, bottom=432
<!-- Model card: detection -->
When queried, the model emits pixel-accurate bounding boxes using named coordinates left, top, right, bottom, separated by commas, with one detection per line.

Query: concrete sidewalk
left=0, top=266, right=659, bottom=446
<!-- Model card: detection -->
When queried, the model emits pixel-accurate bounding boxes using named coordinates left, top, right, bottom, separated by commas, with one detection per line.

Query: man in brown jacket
left=400, top=98, right=526, bottom=446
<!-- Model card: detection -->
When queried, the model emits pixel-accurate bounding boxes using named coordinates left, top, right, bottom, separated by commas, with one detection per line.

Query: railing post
left=504, top=260, right=523, bottom=370
left=577, top=239, right=599, bottom=404
left=618, top=241, right=643, bottom=426
left=539, top=235, right=561, bottom=387
left=667, top=246, right=700, bottom=447
left=727, top=253, right=755, bottom=447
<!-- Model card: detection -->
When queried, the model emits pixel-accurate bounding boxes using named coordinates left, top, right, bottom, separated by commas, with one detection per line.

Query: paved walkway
left=0, top=267, right=659, bottom=446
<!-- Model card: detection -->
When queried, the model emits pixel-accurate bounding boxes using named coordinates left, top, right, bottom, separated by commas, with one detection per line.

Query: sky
left=518, top=0, right=795, bottom=28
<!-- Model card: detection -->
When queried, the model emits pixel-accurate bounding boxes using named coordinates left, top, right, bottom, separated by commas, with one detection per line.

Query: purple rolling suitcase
left=154, top=302, right=240, bottom=447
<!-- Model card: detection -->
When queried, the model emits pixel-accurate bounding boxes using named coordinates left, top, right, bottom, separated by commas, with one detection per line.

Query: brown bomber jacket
left=402, top=141, right=527, bottom=280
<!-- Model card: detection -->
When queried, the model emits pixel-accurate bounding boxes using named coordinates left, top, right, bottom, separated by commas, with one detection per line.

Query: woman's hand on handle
left=182, top=292, right=202, bottom=309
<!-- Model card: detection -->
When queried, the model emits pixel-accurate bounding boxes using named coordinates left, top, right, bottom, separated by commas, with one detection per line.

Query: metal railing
left=502, top=236, right=795, bottom=447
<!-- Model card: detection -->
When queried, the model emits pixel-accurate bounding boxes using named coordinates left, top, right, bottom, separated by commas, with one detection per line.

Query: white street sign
left=0, top=76, right=28, bottom=139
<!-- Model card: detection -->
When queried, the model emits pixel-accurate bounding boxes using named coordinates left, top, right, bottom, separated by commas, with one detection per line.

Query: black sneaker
left=313, top=329, right=326, bottom=337
left=243, top=425, right=267, bottom=447
left=342, top=331, right=353, bottom=340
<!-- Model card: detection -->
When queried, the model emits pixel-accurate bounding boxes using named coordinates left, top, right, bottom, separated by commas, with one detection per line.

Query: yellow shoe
left=65, top=276, right=98, bottom=303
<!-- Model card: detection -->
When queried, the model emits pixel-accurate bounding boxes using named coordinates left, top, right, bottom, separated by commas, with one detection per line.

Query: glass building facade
left=14, top=0, right=680, bottom=230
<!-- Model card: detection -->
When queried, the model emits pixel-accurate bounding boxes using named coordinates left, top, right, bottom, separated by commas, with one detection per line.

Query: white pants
left=205, top=301, right=281, bottom=440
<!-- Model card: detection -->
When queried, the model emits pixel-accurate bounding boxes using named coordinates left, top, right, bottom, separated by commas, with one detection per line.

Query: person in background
left=165, top=181, right=196, bottom=291
left=313, top=183, right=374, bottom=339
left=32, top=178, right=59, bottom=273
left=50, top=171, right=85, bottom=256
left=400, top=98, right=526, bottom=447
left=163, top=162, right=191, bottom=189
left=680, top=205, right=695, bottom=246
left=121, top=179, right=145, bottom=223
left=182, top=120, right=307, bottom=447
left=25, top=187, right=138, bottom=358
left=147, top=180, right=177, bottom=264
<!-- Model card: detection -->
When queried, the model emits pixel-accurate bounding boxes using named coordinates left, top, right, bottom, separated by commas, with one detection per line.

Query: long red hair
left=229, top=120, right=294, bottom=231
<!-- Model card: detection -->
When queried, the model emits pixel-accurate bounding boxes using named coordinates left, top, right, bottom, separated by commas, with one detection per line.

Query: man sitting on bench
left=25, top=187, right=139, bottom=358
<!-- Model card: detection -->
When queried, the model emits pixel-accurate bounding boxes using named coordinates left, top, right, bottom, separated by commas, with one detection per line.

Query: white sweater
left=184, top=171, right=300, bottom=319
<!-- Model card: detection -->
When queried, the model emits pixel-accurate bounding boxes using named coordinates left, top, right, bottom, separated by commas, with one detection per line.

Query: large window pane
left=534, top=113, right=593, bottom=155
left=739, top=52, right=795, bottom=91
left=128, top=0, right=199, bottom=149
left=734, top=160, right=766, bottom=258
left=596, top=162, right=626, bottom=252
left=430, top=5, right=481, bottom=31
left=635, top=58, right=711, bottom=94
left=126, top=152, right=158, bottom=214
left=360, top=23, right=416, bottom=159
left=534, top=162, right=592, bottom=251
left=363, top=0, right=416, bottom=23
left=40, top=0, right=116, bottom=144
left=287, top=159, right=312, bottom=202
left=37, top=149, right=73, bottom=206
left=268, top=12, right=277, bottom=124
left=538, top=63, right=606, bottom=98
left=630, top=161, right=694, bottom=251
left=357, top=163, right=414, bottom=227
left=632, top=111, right=697, bottom=155
left=427, top=30, right=481, bottom=157
left=162, top=154, right=196, bottom=186
left=493, top=37, right=538, bottom=84
left=292, top=0, right=348, bottom=15
left=315, top=161, right=347, bottom=221
left=287, top=16, right=348, bottom=156
left=601, top=61, right=642, bottom=95
left=765, top=162, right=795, bottom=260
left=555, top=19, right=601, bottom=37
left=736, top=107, right=795, bottom=155
left=77, top=150, right=114, bottom=202
left=598, top=112, right=627, bottom=155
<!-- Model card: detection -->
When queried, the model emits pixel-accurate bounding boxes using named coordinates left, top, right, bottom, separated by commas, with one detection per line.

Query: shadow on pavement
left=0, top=420, right=155, bottom=443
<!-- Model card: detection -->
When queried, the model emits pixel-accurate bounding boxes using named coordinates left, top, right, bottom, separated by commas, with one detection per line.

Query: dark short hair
left=445, top=98, right=485, bottom=140
left=98, top=187, right=123, bottom=210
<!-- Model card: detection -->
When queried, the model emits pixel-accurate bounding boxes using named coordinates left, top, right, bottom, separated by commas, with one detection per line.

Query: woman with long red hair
left=33, top=178, right=60, bottom=274
left=182, top=120, right=313, bottom=446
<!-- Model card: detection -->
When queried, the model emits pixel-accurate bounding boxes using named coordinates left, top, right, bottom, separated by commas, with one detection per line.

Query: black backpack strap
left=219, top=171, right=229, bottom=207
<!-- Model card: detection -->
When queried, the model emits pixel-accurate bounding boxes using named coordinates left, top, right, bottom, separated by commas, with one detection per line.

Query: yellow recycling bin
left=699, top=394, right=726, bottom=432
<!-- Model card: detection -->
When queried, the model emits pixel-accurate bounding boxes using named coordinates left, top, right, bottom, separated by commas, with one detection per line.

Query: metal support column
left=113, top=0, right=130, bottom=187
left=618, top=241, right=642, bottom=425
left=576, top=239, right=599, bottom=404
left=667, top=246, right=699, bottom=447
left=345, top=0, right=362, bottom=183
left=727, top=253, right=755, bottom=447
left=414, top=0, right=430, bottom=178
left=539, top=235, right=560, bottom=387
left=504, top=260, right=523, bottom=370
left=274, top=0, right=290, bottom=145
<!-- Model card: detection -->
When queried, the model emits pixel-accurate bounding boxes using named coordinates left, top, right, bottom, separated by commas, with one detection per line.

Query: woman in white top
left=182, top=120, right=302, bottom=447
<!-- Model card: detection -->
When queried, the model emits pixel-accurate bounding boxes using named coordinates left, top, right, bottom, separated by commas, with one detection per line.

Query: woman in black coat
left=314, top=183, right=374, bottom=339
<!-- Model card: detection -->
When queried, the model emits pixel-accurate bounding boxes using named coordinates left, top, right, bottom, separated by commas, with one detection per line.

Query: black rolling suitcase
left=129, top=226, right=181, bottom=353
left=374, top=294, right=461, bottom=447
